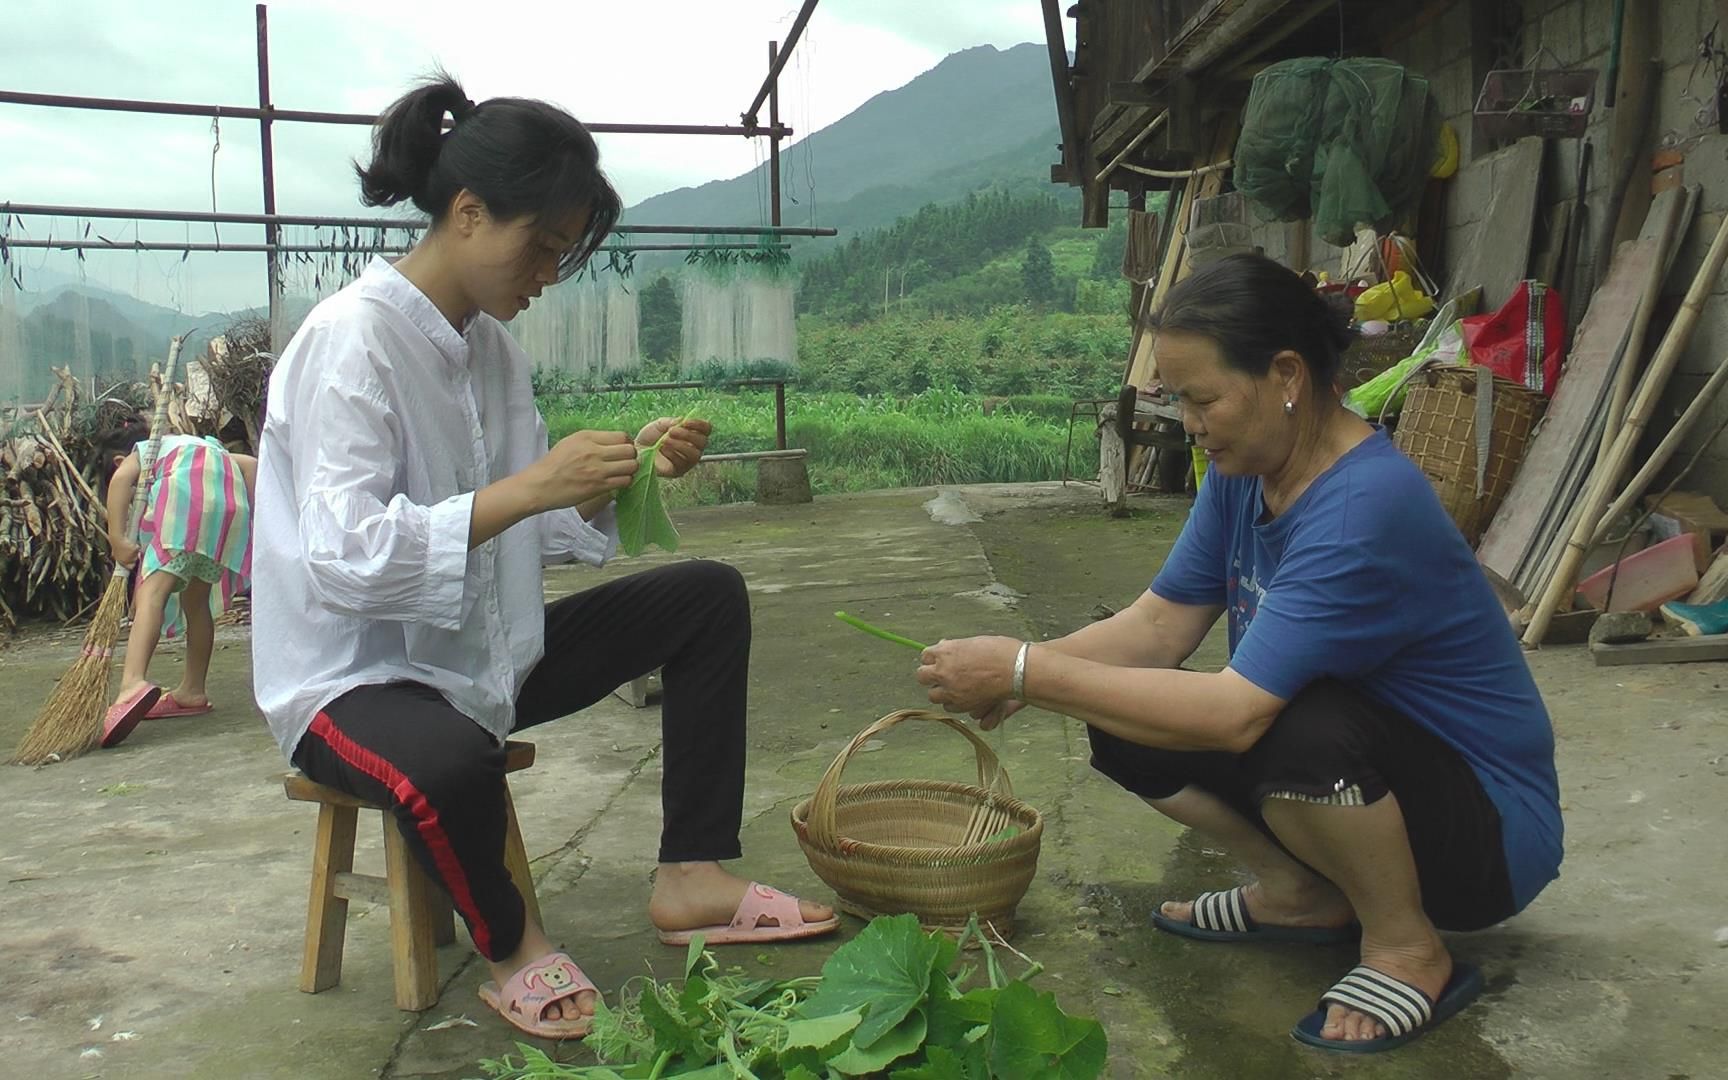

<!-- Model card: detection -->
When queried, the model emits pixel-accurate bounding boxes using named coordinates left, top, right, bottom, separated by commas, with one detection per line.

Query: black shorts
left=1088, top=677, right=1516, bottom=932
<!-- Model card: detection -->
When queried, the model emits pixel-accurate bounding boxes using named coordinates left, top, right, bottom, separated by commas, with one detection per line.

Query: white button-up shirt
left=252, top=257, right=618, bottom=760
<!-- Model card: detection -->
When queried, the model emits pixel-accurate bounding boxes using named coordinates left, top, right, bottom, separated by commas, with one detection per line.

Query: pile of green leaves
left=475, top=914, right=1106, bottom=1079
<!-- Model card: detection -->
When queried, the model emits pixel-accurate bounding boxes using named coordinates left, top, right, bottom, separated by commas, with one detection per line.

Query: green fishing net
left=1234, top=58, right=1439, bottom=247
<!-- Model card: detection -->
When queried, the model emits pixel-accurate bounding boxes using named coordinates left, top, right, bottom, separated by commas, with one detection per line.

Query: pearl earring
left=1283, top=399, right=1295, bottom=416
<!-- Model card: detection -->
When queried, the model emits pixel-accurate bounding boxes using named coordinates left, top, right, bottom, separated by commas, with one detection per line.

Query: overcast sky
left=0, top=0, right=1045, bottom=314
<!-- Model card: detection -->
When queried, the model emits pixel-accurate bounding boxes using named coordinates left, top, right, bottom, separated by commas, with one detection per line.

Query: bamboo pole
left=1522, top=211, right=1728, bottom=646
left=1594, top=192, right=1684, bottom=470
left=1588, top=347, right=1728, bottom=546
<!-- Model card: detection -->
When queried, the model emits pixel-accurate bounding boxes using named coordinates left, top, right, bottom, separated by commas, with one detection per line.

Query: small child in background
left=98, top=416, right=256, bottom=748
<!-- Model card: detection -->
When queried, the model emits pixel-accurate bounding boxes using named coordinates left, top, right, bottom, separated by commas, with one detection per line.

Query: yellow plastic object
left=1353, top=271, right=1436, bottom=323
left=1192, top=445, right=1208, bottom=489
left=1431, top=122, right=1460, bottom=179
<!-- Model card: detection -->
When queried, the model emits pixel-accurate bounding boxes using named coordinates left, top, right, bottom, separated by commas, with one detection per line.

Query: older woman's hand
left=916, top=636, right=1020, bottom=715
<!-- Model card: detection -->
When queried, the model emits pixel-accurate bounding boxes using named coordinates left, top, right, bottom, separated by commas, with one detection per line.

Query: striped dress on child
left=136, top=434, right=253, bottom=639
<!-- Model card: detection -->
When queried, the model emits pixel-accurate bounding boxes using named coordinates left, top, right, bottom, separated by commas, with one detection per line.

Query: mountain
left=7, top=282, right=234, bottom=401
left=623, top=43, right=1067, bottom=251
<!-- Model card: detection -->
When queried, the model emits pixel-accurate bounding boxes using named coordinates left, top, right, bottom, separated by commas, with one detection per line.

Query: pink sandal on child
left=146, top=693, right=214, bottom=719
left=656, top=882, right=841, bottom=946
left=477, top=951, right=599, bottom=1040
left=102, top=684, right=162, bottom=749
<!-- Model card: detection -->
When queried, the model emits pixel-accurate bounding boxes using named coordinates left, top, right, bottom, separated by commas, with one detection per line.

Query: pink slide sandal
left=477, top=951, right=598, bottom=1041
left=101, top=684, right=161, bottom=749
left=656, top=882, right=841, bottom=946
left=146, top=693, right=214, bottom=719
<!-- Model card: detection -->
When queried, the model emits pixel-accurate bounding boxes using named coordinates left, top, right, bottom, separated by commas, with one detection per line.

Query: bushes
left=794, top=311, right=1125, bottom=399
left=540, top=388, right=1098, bottom=508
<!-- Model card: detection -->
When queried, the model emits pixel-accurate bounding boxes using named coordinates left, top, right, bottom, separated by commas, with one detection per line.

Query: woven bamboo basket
left=790, top=709, right=1044, bottom=940
left=1392, top=364, right=1546, bottom=546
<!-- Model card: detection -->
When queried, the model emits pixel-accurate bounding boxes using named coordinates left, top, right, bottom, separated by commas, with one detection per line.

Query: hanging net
left=0, top=216, right=163, bottom=405
left=271, top=224, right=417, bottom=348
left=1233, top=57, right=1438, bottom=247
left=509, top=272, right=640, bottom=383
left=678, top=242, right=796, bottom=379
left=0, top=228, right=27, bottom=404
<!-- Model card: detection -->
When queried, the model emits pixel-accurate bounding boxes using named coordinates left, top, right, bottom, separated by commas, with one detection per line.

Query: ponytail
left=355, top=69, right=622, bottom=281
left=355, top=74, right=471, bottom=210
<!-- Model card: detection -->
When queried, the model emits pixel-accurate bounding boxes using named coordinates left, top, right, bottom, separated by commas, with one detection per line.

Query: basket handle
left=805, top=709, right=1013, bottom=852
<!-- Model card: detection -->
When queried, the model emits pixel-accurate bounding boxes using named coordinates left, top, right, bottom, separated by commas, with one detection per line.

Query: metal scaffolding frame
left=0, top=0, right=828, bottom=328
left=0, top=203, right=835, bottom=238
left=1, top=0, right=828, bottom=445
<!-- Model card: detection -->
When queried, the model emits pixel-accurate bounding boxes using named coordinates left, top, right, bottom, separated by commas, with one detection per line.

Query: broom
left=10, top=335, right=186, bottom=766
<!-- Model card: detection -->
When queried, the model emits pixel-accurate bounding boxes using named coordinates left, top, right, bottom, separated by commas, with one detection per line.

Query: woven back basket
left=790, top=709, right=1044, bottom=940
left=1391, top=364, right=1546, bottom=546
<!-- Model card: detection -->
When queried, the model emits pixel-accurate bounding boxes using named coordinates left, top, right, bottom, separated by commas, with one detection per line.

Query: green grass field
left=540, top=387, right=1099, bottom=507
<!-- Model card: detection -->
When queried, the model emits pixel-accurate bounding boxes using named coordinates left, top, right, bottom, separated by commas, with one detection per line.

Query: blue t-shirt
left=1151, top=430, right=1562, bottom=912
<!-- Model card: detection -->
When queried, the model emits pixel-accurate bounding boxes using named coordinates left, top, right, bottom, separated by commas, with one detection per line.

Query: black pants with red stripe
left=291, top=560, right=750, bottom=962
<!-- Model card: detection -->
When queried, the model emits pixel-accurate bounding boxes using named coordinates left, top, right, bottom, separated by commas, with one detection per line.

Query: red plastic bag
left=1459, top=280, right=1565, bottom=397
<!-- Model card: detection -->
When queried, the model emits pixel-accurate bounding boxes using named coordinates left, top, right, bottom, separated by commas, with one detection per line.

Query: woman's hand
left=529, top=429, right=640, bottom=510
left=971, top=699, right=1027, bottom=732
left=915, top=636, right=1021, bottom=716
left=637, top=417, right=712, bottom=479
left=111, top=538, right=141, bottom=571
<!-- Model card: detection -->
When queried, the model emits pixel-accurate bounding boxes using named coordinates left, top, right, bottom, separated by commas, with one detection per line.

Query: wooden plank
left=1445, top=137, right=1544, bottom=311
left=1477, top=239, right=1658, bottom=582
left=332, top=870, right=391, bottom=907
left=1690, top=549, right=1728, bottom=605
left=1590, top=635, right=1728, bottom=666
left=1646, top=491, right=1728, bottom=535
left=1040, top=0, right=1082, bottom=180
left=1107, top=81, right=1161, bottom=106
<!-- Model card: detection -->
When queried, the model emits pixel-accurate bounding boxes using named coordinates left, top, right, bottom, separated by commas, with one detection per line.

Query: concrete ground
left=0, top=482, right=1723, bottom=1080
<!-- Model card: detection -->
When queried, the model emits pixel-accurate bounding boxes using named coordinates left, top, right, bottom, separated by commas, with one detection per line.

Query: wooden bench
left=282, top=740, right=541, bottom=1011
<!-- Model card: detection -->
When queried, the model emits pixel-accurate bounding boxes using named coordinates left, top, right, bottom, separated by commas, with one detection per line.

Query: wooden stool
left=283, top=740, right=541, bottom=1011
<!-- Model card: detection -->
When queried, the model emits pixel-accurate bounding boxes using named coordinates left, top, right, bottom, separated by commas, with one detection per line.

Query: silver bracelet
left=1011, top=641, right=1032, bottom=701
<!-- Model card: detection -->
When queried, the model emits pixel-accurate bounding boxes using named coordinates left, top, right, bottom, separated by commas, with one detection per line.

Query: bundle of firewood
left=0, top=366, right=194, bottom=631
left=201, top=317, right=275, bottom=452
left=1, top=370, right=110, bottom=629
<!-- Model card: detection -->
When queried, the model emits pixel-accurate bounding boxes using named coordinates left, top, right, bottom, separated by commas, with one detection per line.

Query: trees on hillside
left=796, top=190, right=1068, bottom=318
left=1020, top=237, right=1057, bottom=309
left=639, top=275, right=681, bottom=362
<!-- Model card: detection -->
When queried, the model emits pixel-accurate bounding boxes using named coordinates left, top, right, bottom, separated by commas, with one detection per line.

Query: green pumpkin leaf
left=781, top=1009, right=864, bottom=1051
left=614, top=444, right=679, bottom=556
left=890, top=1044, right=988, bottom=1080
left=925, top=981, right=994, bottom=1051
left=637, top=986, right=711, bottom=1062
left=986, top=980, right=1108, bottom=1080
left=826, top=1007, right=928, bottom=1076
left=801, top=914, right=945, bottom=1049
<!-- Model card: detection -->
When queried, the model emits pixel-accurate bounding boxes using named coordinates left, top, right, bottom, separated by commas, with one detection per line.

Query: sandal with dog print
left=477, top=951, right=598, bottom=1040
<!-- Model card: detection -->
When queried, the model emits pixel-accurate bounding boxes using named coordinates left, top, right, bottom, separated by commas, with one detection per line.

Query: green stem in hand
left=834, top=611, right=928, bottom=651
